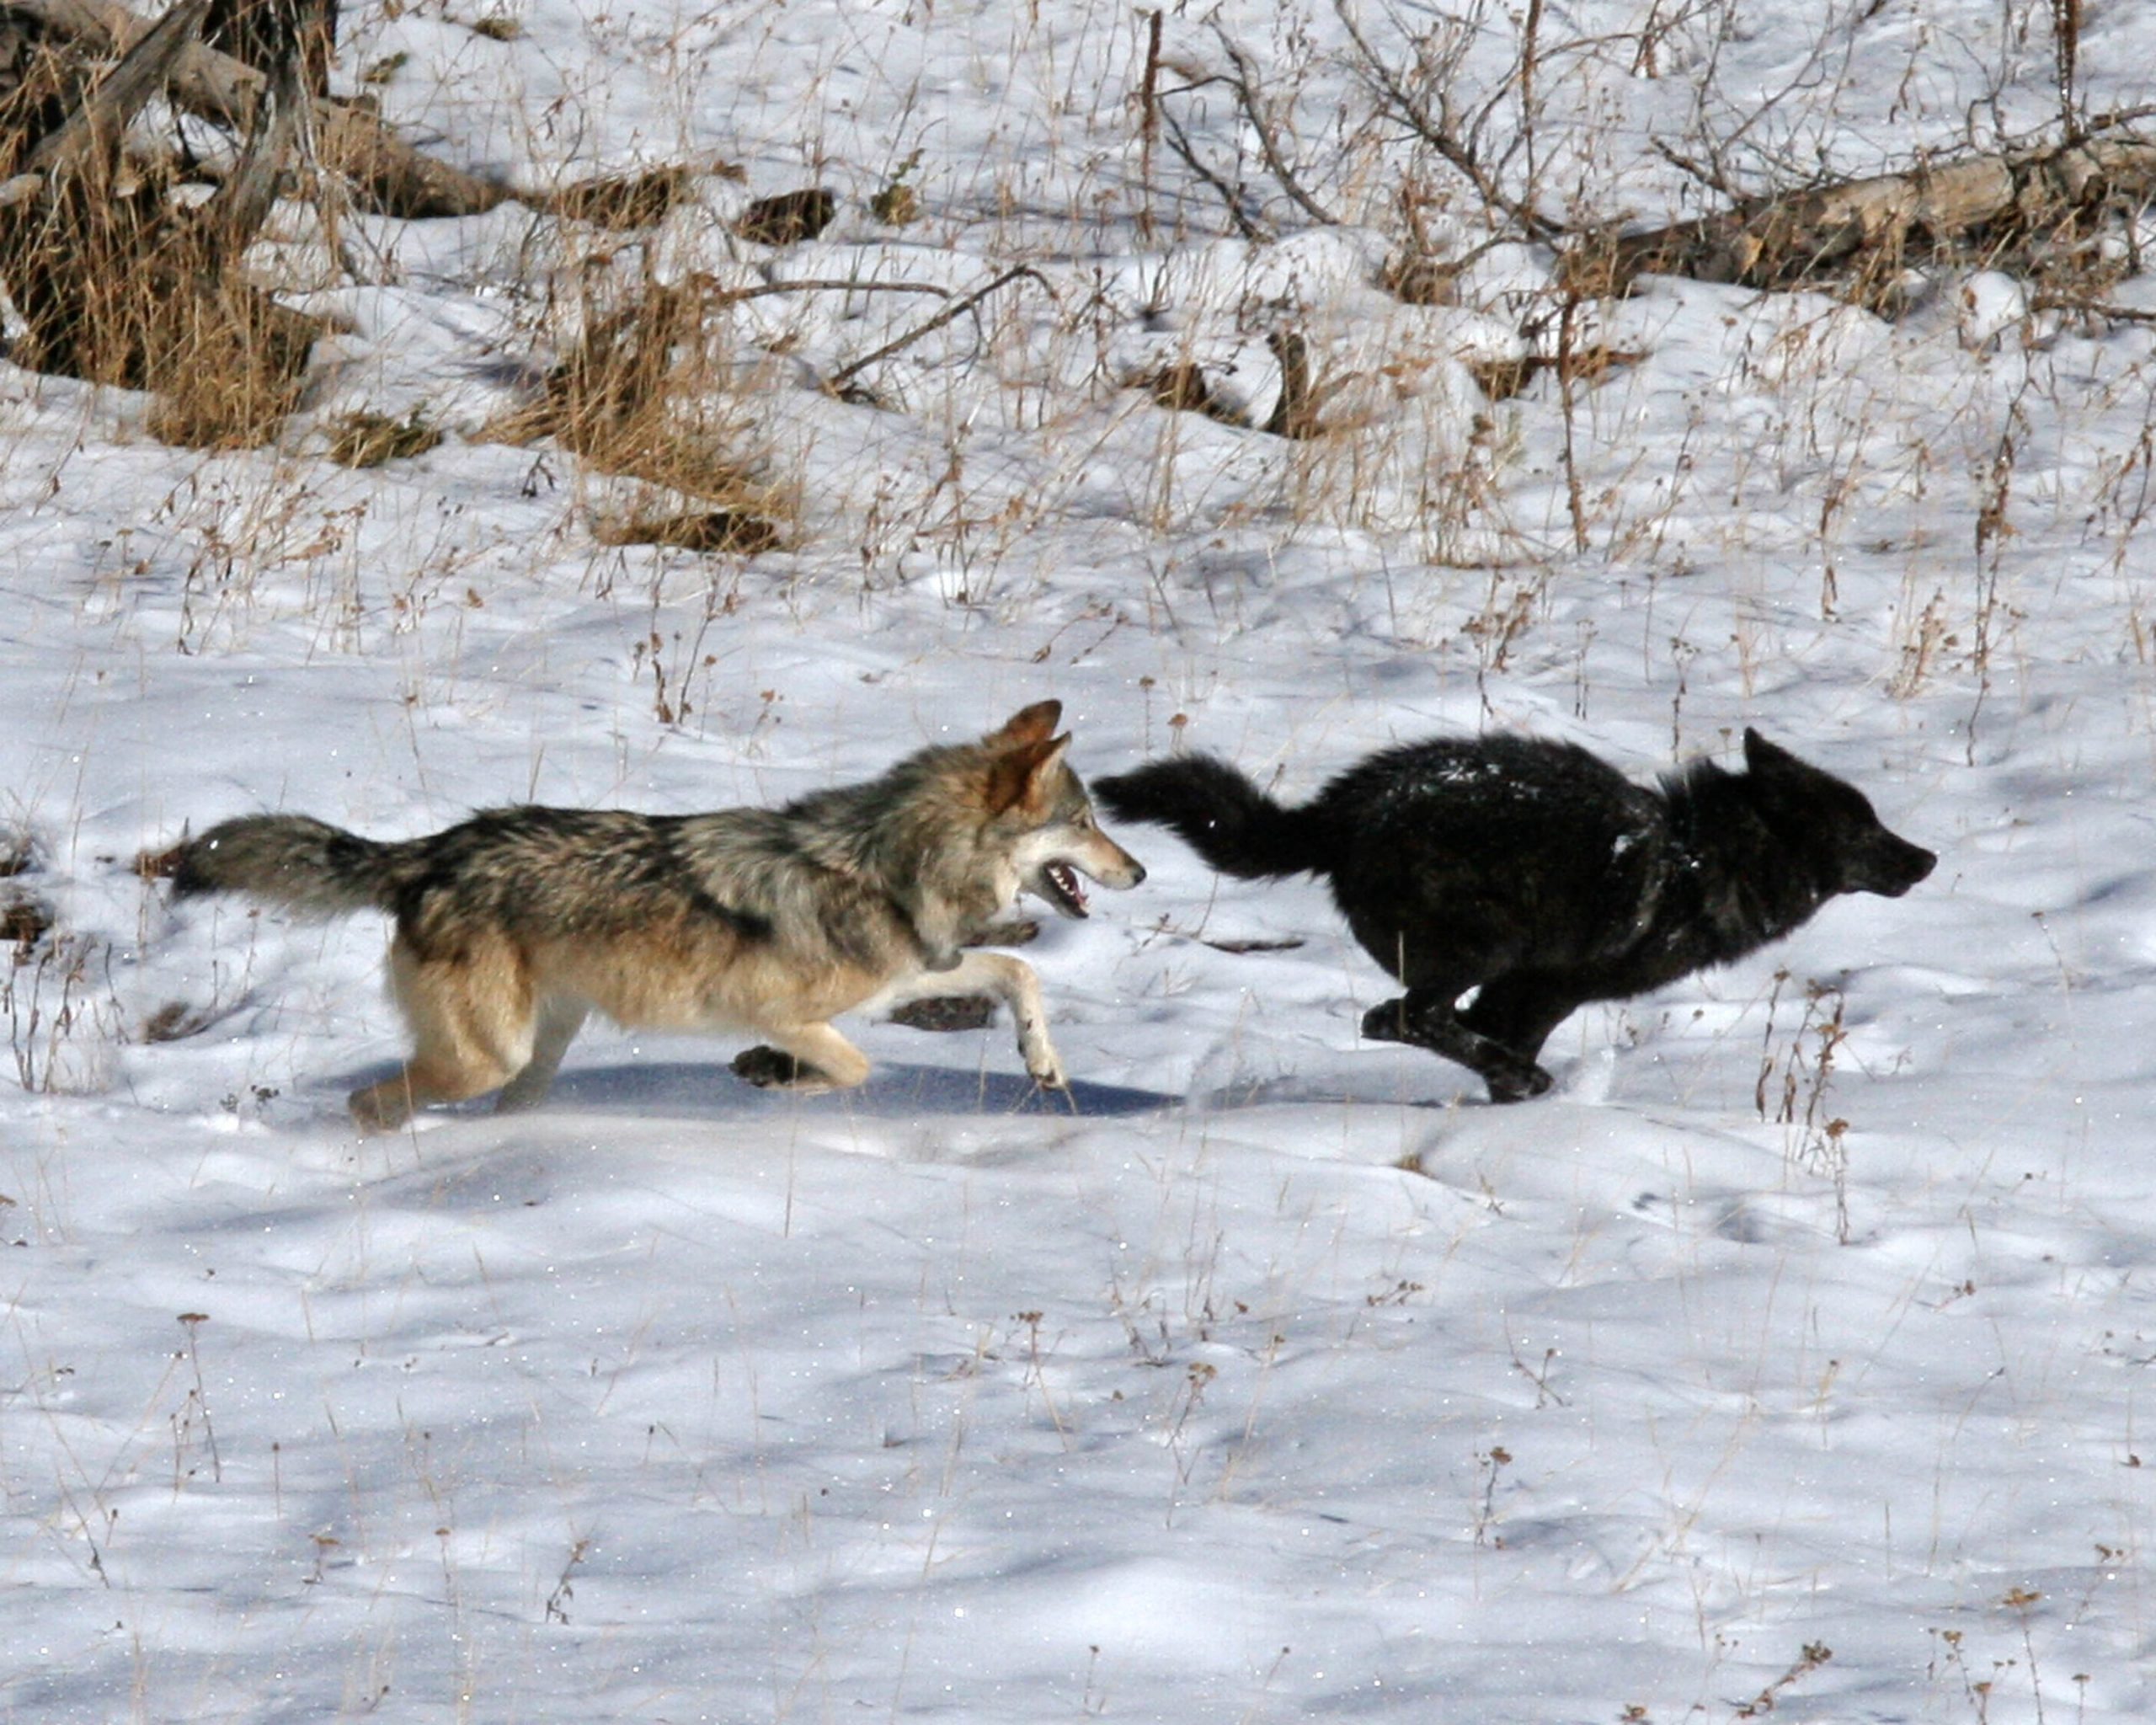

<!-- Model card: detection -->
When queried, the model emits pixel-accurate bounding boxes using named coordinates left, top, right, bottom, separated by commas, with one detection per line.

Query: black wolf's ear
left=987, top=734, right=1072, bottom=814
left=1742, top=728, right=1798, bottom=773
left=987, top=701, right=1063, bottom=750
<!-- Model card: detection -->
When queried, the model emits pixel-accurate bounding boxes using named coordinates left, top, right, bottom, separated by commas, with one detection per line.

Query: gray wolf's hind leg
left=732, top=1045, right=814, bottom=1087
left=349, top=940, right=526, bottom=1131
left=494, top=1000, right=591, bottom=1114
left=1361, top=986, right=1554, bottom=1103
left=351, top=1054, right=510, bottom=1132
left=731, top=1023, right=873, bottom=1092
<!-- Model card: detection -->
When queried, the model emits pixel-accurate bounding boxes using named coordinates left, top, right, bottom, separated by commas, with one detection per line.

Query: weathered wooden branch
left=1569, top=128, right=2156, bottom=296
left=14, top=0, right=268, bottom=129
left=12, top=0, right=734, bottom=224
left=24, top=0, right=208, bottom=176
left=0, top=0, right=319, bottom=430
left=189, top=43, right=298, bottom=272
left=8, top=0, right=515, bottom=216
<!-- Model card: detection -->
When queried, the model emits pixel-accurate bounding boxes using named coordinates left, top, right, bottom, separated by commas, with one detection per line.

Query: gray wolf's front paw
left=1025, top=1042, right=1070, bottom=1090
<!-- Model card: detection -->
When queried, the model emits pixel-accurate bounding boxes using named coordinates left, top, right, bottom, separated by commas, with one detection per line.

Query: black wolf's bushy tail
left=1093, top=756, right=1325, bottom=879
left=173, top=814, right=403, bottom=918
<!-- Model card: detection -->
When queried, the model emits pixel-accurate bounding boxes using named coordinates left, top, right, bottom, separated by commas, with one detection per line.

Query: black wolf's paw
left=1360, top=998, right=1413, bottom=1044
left=888, top=993, right=997, bottom=1033
left=1483, top=1061, right=1555, bottom=1104
left=732, top=1045, right=825, bottom=1088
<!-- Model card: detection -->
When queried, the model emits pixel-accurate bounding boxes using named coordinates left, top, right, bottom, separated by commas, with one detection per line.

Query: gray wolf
left=1097, top=729, right=1933, bottom=1103
left=173, top=702, right=1145, bottom=1130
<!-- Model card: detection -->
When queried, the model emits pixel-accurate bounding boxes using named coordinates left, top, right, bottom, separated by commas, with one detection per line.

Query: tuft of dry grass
left=733, top=188, right=836, bottom=247
left=327, top=408, right=445, bottom=468
left=543, top=163, right=728, bottom=231
left=591, top=509, right=781, bottom=555
left=140, top=1001, right=213, bottom=1044
left=1469, top=344, right=1645, bottom=402
left=3, top=185, right=317, bottom=448
left=870, top=150, right=923, bottom=226
left=1, top=834, right=50, bottom=953
left=483, top=264, right=798, bottom=566
left=1, top=894, right=51, bottom=952
left=1132, top=330, right=1326, bottom=438
left=1380, top=253, right=1462, bottom=306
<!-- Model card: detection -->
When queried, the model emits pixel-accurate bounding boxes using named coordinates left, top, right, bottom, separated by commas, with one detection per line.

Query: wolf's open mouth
left=1038, top=861, right=1090, bottom=917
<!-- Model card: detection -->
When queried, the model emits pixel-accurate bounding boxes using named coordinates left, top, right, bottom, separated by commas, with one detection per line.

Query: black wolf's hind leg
left=1361, top=986, right=1553, bottom=1103
left=1459, top=977, right=1577, bottom=1083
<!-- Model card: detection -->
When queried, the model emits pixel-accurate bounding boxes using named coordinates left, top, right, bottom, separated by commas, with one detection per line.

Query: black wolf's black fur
left=1097, top=729, right=1935, bottom=1102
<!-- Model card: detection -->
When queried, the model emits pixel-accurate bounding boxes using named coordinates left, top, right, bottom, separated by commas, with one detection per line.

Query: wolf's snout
left=1086, top=836, right=1145, bottom=889
left=1866, top=836, right=1936, bottom=897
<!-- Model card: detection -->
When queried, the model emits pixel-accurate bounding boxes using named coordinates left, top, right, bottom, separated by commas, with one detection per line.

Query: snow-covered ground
left=6, top=1, right=2156, bottom=1718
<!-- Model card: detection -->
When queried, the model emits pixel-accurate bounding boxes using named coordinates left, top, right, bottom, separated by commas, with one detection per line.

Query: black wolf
left=1097, top=729, right=1934, bottom=1102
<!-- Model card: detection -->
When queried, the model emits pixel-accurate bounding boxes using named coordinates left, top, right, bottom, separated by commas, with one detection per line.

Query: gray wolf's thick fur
left=1097, top=729, right=1934, bottom=1103
left=174, top=702, right=1145, bottom=1130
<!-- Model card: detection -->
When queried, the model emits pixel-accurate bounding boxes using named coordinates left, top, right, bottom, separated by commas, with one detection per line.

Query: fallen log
left=0, top=0, right=319, bottom=438
left=1568, top=126, right=2156, bottom=296
left=24, top=0, right=209, bottom=177
left=8, top=0, right=515, bottom=216
left=10, top=0, right=728, bottom=223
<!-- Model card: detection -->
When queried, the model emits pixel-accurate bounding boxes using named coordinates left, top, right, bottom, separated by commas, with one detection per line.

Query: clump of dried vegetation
left=1, top=0, right=2150, bottom=617
left=483, top=271, right=787, bottom=548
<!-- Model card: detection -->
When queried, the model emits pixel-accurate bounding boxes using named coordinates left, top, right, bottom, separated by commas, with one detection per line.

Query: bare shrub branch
left=1332, top=0, right=1567, bottom=242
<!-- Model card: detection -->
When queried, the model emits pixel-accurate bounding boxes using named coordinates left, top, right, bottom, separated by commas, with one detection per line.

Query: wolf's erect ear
left=987, top=701, right=1063, bottom=750
left=1742, top=728, right=1796, bottom=773
left=986, top=734, right=1072, bottom=814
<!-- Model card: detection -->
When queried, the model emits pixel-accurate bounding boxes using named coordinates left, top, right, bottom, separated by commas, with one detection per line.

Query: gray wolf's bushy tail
left=1093, top=756, right=1324, bottom=879
left=173, top=814, right=404, bottom=918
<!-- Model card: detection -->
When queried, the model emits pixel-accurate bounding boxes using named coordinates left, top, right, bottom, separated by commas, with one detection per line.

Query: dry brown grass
left=327, top=408, right=445, bottom=468
left=486, top=270, right=788, bottom=542
left=0, top=832, right=47, bottom=953
left=1469, top=344, right=1645, bottom=402
left=0, top=179, right=316, bottom=447
left=591, top=509, right=781, bottom=554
